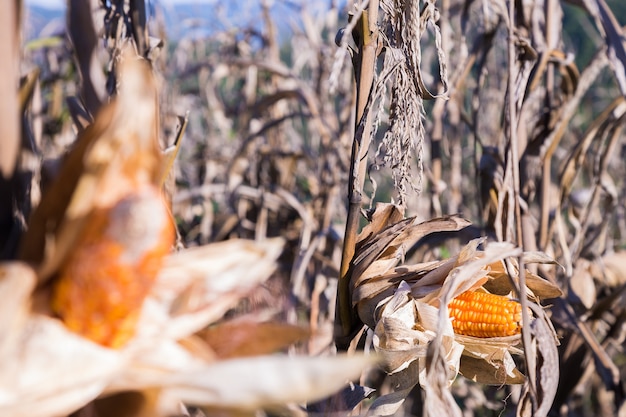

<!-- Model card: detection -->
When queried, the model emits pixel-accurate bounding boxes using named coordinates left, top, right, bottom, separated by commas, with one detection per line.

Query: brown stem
left=335, top=2, right=379, bottom=349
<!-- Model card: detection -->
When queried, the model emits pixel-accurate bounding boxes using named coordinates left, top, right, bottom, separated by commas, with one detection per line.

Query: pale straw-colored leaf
left=149, top=354, right=376, bottom=410
left=422, top=342, right=463, bottom=417
left=459, top=355, right=525, bottom=385
left=0, top=0, right=19, bottom=177
left=353, top=216, right=471, bottom=325
left=366, top=361, right=420, bottom=416
left=0, top=316, right=124, bottom=417
left=517, top=304, right=560, bottom=417
left=0, top=263, right=35, bottom=361
left=138, top=237, right=284, bottom=340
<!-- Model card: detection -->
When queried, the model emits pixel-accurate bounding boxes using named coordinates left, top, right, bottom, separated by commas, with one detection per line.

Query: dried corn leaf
left=352, top=214, right=470, bottom=327
left=140, top=354, right=376, bottom=410
left=352, top=214, right=470, bottom=285
left=596, top=250, right=626, bottom=286
left=200, top=320, right=310, bottom=359
left=357, top=202, right=405, bottom=242
left=482, top=256, right=563, bottom=299
left=569, top=259, right=597, bottom=308
left=459, top=355, right=525, bottom=385
left=373, top=282, right=463, bottom=379
left=367, top=361, right=423, bottom=416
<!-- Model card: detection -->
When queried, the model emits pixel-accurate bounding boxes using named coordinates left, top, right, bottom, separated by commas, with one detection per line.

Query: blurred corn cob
left=449, top=291, right=524, bottom=338
left=52, top=186, right=174, bottom=348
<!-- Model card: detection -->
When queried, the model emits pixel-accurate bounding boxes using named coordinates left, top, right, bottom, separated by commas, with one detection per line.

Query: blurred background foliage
left=10, top=0, right=626, bottom=415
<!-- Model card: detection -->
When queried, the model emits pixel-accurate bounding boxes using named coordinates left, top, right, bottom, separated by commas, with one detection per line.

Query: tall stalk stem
left=335, top=1, right=379, bottom=350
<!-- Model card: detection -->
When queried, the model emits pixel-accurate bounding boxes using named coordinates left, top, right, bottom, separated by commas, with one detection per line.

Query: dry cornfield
left=1, top=0, right=625, bottom=416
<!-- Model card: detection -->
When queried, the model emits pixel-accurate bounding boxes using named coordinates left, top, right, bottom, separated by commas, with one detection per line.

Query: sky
left=26, top=0, right=217, bottom=8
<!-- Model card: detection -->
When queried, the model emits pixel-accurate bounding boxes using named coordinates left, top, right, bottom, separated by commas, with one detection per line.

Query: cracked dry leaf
left=351, top=205, right=471, bottom=328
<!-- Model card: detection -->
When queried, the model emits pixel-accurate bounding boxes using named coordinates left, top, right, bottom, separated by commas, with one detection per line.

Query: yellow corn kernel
left=52, top=187, right=174, bottom=348
left=449, top=291, right=523, bottom=338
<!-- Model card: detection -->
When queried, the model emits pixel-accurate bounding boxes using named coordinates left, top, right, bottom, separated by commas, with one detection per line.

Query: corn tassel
left=449, top=291, right=523, bottom=338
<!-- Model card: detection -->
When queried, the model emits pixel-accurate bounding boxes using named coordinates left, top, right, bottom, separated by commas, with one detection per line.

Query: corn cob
left=52, top=186, right=174, bottom=348
left=448, top=291, right=523, bottom=338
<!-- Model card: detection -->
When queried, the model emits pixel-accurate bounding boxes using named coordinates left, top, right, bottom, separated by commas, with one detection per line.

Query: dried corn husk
left=348, top=203, right=561, bottom=414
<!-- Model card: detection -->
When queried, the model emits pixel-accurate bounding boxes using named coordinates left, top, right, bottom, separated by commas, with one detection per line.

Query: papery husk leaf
left=522, top=251, right=560, bottom=266
left=407, top=257, right=458, bottom=297
left=0, top=262, right=35, bottom=362
left=0, top=316, right=124, bottom=417
left=351, top=217, right=414, bottom=286
left=353, top=217, right=470, bottom=326
left=433, top=240, right=522, bottom=307
left=459, top=355, right=525, bottom=385
left=367, top=361, right=420, bottom=416
left=373, top=282, right=463, bottom=381
left=373, top=283, right=430, bottom=373
left=106, top=338, right=214, bottom=394
left=138, top=238, right=284, bottom=340
left=374, top=316, right=429, bottom=374
left=357, top=203, right=405, bottom=242
left=354, top=260, right=445, bottom=327
left=149, top=354, right=375, bottom=410
left=351, top=215, right=470, bottom=290
left=484, top=258, right=563, bottom=299
left=517, top=304, right=560, bottom=417
left=422, top=343, right=463, bottom=417
left=456, top=334, right=523, bottom=384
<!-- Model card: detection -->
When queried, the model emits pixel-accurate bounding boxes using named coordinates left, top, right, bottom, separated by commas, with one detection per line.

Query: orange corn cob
left=52, top=186, right=174, bottom=348
left=448, top=291, right=523, bottom=338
